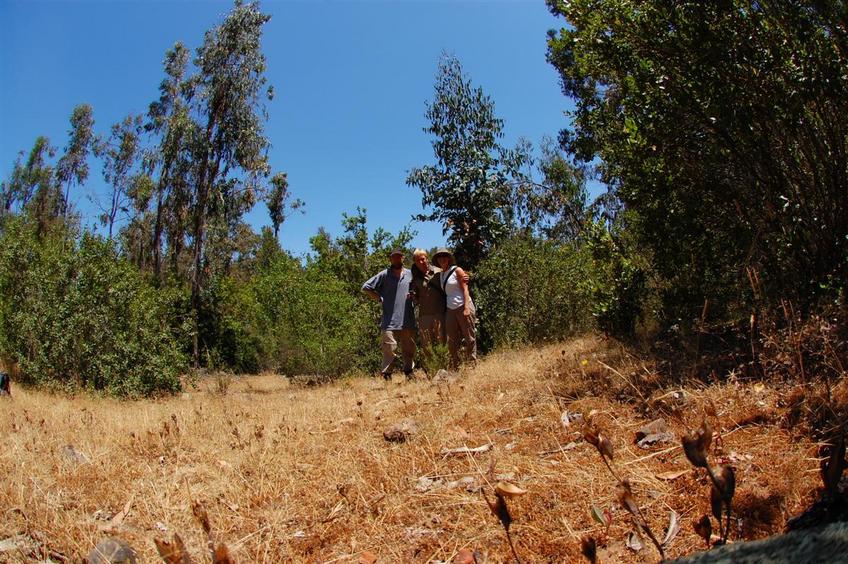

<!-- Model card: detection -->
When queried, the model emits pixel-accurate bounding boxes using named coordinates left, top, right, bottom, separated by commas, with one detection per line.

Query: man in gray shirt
left=361, top=249, right=417, bottom=380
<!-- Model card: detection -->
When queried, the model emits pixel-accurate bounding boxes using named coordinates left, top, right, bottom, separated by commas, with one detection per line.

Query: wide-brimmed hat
left=432, top=247, right=453, bottom=264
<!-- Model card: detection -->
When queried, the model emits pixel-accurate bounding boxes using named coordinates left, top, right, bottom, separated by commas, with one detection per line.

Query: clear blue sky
left=1, top=0, right=574, bottom=258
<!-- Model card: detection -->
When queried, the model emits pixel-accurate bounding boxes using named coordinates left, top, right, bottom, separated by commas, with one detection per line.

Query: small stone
left=433, top=369, right=459, bottom=383
left=60, top=444, right=90, bottom=465
left=635, top=418, right=675, bottom=448
left=87, top=537, right=137, bottom=563
left=383, top=419, right=419, bottom=443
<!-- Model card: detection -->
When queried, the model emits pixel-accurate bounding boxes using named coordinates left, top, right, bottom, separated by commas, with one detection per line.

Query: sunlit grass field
left=1, top=336, right=819, bottom=562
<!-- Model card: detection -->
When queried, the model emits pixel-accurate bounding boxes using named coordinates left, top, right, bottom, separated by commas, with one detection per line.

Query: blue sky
left=1, top=0, right=574, bottom=258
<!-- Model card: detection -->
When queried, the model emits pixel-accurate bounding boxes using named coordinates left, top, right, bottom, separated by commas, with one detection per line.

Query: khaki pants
left=445, top=304, right=476, bottom=369
left=418, top=313, right=444, bottom=369
left=418, top=313, right=444, bottom=349
left=381, top=329, right=416, bottom=375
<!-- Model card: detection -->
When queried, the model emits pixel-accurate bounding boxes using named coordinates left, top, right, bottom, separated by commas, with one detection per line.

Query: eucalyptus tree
left=0, top=153, right=25, bottom=215
left=145, top=42, right=193, bottom=282
left=547, top=0, right=848, bottom=324
left=56, top=104, right=95, bottom=220
left=266, top=172, right=304, bottom=240
left=308, top=208, right=414, bottom=296
left=407, top=54, right=524, bottom=270
left=185, top=0, right=274, bottom=364
left=99, top=114, right=142, bottom=240
left=2, top=137, right=64, bottom=237
left=1, top=137, right=55, bottom=216
left=508, top=136, right=590, bottom=242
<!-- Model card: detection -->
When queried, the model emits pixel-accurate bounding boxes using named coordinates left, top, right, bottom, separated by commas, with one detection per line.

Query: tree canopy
left=547, top=0, right=848, bottom=324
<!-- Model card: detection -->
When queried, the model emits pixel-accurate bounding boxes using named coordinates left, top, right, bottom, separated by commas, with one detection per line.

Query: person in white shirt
left=432, top=248, right=476, bottom=369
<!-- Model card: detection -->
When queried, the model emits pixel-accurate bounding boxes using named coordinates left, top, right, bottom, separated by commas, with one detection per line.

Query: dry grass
left=0, top=335, right=824, bottom=562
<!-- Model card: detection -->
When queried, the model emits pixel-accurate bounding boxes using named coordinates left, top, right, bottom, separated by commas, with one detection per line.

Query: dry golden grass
left=0, top=335, right=824, bottom=562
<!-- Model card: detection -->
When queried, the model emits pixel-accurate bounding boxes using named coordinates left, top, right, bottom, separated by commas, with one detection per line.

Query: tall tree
left=1, top=137, right=56, bottom=216
left=407, top=54, right=523, bottom=270
left=508, top=136, right=590, bottom=241
left=56, top=104, right=95, bottom=220
left=146, top=42, right=193, bottom=283
left=186, top=0, right=274, bottom=364
left=266, top=172, right=304, bottom=240
left=98, top=115, right=142, bottom=240
left=2, top=137, right=64, bottom=237
left=547, top=0, right=848, bottom=323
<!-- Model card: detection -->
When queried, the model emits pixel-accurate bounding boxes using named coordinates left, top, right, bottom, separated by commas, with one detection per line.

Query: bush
left=219, top=254, right=375, bottom=377
left=474, top=234, right=595, bottom=350
left=583, top=220, right=650, bottom=337
left=0, top=219, right=186, bottom=396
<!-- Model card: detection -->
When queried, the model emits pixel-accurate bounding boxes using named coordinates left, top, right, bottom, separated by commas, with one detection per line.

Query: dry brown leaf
left=109, top=495, right=134, bottom=527
left=440, top=443, right=493, bottom=456
left=483, top=490, right=512, bottom=531
left=454, top=548, right=475, bottom=564
left=710, top=485, right=723, bottom=522
left=682, top=420, right=712, bottom=469
left=662, top=510, right=680, bottom=546
left=655, top=469, right=688, bottom=481
left=715, top=465, right=736, bottom=502
left=693, top=515, right=712, bottom=547
left=192, top=501, right=212, bottom=536
left=598, top=436, right=614, bottom=460
left=580, top=536, right=597, bottom=564
left=154, top=533, right=192, bottom=564
left=495, top=481, right=527, bottom=498
left=582, top=422, right=600, bottom=447
left=212, top=542, right=235, bottom=564
left=359, top=551, right=378, bottom=564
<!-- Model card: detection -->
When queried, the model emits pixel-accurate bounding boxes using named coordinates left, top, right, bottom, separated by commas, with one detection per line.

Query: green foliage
left=510, top=137, right=591, bottom=242
left=256, top=258, right=374, bottom=375
left=195, top=208, right=399, bottom=377
left=407, top=54, right=527, bottom=270
left=56, top=103, right=95, bottom=219
left=583, top=219, right=649, bottom=336
left=202, top=252, right=374, bottom=376
left=0, top=218, right=186, bottom=396
left=474, top=235, right=595, bottom=350
left=266, top=172, right=303, bottom=240
left=419, top=341, right=451, bottom=375
left=547, top=0, right=848, bottom=328
left=308, top=207, right=415, bottom=296
left=98, top=114, right=142, bottom=239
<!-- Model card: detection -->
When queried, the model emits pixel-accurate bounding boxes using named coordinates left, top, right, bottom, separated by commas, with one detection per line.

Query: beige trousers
left=381, top=329, right=416, bottom=375
left=444, top=304, right=476, bottom=369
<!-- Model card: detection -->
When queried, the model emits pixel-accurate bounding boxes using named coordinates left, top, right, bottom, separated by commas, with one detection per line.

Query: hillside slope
left=0, top=336, right=822, bottom=562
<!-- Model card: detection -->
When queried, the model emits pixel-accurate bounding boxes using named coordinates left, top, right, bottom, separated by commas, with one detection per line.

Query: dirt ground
left=0, top=335, right=825, bottom=562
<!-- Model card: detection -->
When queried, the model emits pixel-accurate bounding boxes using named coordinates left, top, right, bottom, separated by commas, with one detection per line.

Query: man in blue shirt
left=362, top=249, right=417, bottom=380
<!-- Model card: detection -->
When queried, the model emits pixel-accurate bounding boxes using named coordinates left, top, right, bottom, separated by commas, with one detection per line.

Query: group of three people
left=361, top=247, right=476, bottom=379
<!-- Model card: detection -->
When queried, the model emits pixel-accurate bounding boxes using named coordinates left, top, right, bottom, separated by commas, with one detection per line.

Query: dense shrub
left=583, top=220, right=650, bottom=337
left=0, top=219, right=186, bottom=396
left=206, top=254, right=376, bottom=377
left=474, top=235, right=595, bottom=350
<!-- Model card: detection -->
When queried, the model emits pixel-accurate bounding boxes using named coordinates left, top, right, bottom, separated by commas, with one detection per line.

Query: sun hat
left=432, top=247, right=453, bottom=264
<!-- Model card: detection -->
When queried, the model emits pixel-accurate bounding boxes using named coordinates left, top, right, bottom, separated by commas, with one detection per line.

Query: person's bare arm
left=455, top=267, right=472, bottom=316
left=362, top=288, right=381, bottom=302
